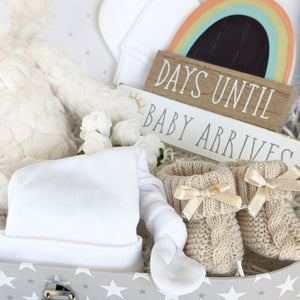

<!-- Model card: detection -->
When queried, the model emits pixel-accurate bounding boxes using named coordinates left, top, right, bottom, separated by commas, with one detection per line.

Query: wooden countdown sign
left=168, top=0, right=295, bottom=84
left=144, top=51, right=295, bottom=132
left=144, top=0, right=297, bottom=132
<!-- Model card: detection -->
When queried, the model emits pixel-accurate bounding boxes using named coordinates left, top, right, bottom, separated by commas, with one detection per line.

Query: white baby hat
left=99, top=0, right=200, bottom=88
left=0, top=146, right=205, bottom=296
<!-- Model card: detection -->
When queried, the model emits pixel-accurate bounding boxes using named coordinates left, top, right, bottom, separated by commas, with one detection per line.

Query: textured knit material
left=227, top=160, right=300, bottom=261
left=158, top=161, right=244, bottom=276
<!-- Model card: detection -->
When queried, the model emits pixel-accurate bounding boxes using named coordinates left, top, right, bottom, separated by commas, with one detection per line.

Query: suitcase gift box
left=0, top=0, right=300, bottom=299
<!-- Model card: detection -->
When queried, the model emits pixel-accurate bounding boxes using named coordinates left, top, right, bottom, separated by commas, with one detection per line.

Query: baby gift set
left=0, top=0, right=299, bottom=299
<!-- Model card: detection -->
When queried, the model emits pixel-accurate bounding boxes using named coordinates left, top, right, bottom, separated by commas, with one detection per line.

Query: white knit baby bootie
left=158, top=160, right=243, bottom=276
left=227, top=160, right=300, bottom=261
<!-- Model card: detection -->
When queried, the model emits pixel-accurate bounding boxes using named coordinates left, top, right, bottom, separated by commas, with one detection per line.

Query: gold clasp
left=44, top=283, right=76, bottom=300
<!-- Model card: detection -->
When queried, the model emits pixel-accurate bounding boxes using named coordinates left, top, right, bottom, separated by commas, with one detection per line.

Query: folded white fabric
left=98, top=0, right=204, bottom=64
left=113, top=0, right=199, bottom=88
left=0, top=231, right=143, bottom=271
left=6, top=147, right=141, bottom=246
left=98, top=0, right=150, bottom=61
left=2, top=146, right=146, bottom=271
left=151, top=234, right=206, bottom=296
left=0, top=146, right=205, bottom=295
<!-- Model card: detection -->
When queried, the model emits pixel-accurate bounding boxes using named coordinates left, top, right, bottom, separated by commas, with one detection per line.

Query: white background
left=40, top=0, right=117, bottom=85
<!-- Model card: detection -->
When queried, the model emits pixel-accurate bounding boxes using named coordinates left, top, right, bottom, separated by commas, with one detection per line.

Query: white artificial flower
left=135, top=134, right=164, bottom=171
left=78, top=131, right=112, bottom=154
left=80, top=111, right=112, bottom=139
left=111, top=119, right=141, bottom=146
left=137, top=134, right=165, bottom=157
left=145, top=152, right=159, bottom=172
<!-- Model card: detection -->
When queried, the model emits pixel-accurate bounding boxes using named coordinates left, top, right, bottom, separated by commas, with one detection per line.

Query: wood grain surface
left=144, top=51, right=295, bottom=132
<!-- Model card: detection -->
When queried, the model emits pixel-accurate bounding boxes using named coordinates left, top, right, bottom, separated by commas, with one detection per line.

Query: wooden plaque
left=144, top=51, right=295, bottom=132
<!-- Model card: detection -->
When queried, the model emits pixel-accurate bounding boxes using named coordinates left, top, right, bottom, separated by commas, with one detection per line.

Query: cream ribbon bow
left=244, top=165, right=300, bottom=218
left=174, top=184, right=242, bottom=221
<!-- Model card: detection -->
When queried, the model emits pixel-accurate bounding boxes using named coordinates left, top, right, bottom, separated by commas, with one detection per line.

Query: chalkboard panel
left=168, top=0, right=295, bottom=84
left=187, top=15, right=269, bottom=78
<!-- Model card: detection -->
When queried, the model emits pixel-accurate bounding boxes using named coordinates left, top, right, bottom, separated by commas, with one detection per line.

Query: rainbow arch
left=168, top=0, right=295, bottom=84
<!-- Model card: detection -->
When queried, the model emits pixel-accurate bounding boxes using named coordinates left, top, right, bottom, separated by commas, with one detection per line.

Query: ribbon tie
left=174, top=184, right=242, bottom=221
left=244, top=165, right=300, bottom=218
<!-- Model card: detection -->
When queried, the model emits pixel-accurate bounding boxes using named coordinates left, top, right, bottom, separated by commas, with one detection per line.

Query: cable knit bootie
left=158, top=161, right=243, bottom=276
left=227, top=160, right=300, bottom=261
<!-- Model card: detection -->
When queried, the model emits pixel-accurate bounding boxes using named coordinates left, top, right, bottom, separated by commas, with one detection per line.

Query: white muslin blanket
left=0, top=146, right=205, bottom=295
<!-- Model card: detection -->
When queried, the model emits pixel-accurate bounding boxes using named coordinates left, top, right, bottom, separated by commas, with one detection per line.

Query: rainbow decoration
left=168, top=0, right=295, bottom=84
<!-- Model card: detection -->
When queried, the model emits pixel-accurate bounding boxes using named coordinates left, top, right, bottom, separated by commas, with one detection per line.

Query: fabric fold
left=150, top=234, right=206, bottom=296
left=0, top=146, right=205, bottom=296
left=115, top=0, right=199, bottom=87
left=0, top=231, right=144, bottom=271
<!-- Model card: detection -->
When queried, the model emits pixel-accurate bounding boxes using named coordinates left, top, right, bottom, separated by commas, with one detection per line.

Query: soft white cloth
left=0, top=232, right=143, bottom=271
left=151, top=234, right=206, bottom=296
left=2, top=146, right=147, bottom=271
left=98, top=0, right=150, bottom=62
left=0, top=146, right=205, bottom=295
left=112, top=0, right=199, bottom=88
